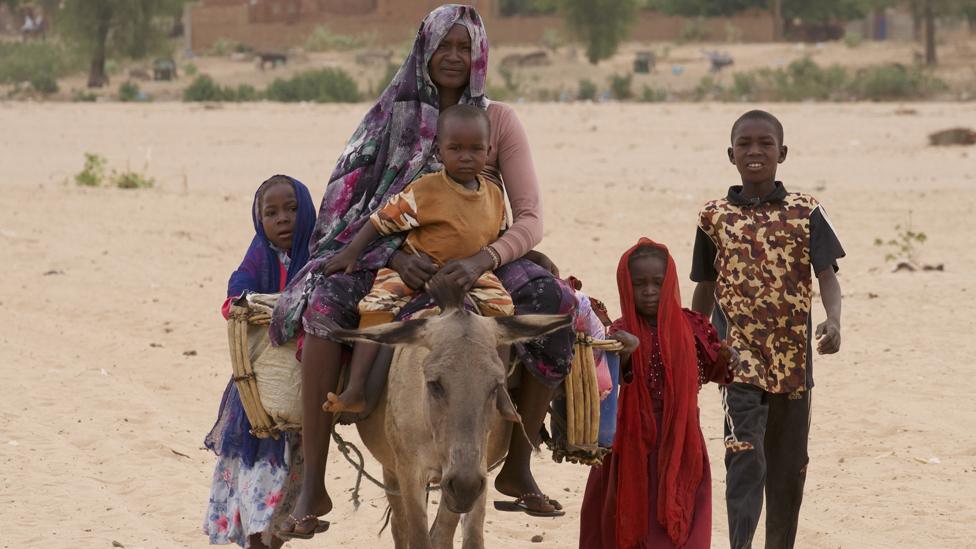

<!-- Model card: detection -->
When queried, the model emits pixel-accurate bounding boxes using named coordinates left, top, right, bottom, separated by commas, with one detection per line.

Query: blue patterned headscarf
left=228, top=175, right=316, bottom=298
left=271, top=4, right=490, bottom=342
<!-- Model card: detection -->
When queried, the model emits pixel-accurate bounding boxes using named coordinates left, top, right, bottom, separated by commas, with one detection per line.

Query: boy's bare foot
left=322, top=391, right=366, bottom=413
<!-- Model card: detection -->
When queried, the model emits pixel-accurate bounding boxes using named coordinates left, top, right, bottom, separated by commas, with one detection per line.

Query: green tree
left=56, top=0, right=184, bottom=88
left=562, top=0, right=640, bottom=64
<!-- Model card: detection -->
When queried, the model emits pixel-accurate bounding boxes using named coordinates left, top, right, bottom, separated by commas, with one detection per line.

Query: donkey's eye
left=427, top=380, right=446, bottom=399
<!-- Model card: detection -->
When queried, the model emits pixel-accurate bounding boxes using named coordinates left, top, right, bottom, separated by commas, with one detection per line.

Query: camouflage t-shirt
left=691, top=182, right=844, bottom=394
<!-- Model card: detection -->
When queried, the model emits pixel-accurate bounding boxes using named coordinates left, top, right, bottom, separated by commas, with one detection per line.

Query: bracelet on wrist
left=482, top=246, right=501, bottom=270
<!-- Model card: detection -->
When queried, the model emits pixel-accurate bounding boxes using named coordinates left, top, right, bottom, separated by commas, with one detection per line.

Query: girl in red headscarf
left=579, top=238, right=737, bottom=549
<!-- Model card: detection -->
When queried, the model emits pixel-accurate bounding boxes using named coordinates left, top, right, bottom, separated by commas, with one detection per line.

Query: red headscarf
left=613, top=238, right=704, bottom=547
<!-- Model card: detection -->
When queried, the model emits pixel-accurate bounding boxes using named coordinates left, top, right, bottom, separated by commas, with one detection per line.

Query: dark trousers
left=722, top=383, right=811, bottom=549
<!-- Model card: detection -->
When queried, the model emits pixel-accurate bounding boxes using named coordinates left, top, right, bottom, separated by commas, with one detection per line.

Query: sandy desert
left=1, top=100, right=974, bottom=548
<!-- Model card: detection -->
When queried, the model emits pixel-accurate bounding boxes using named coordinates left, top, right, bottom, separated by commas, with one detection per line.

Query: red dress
left=579, top=310, right=729, bottom=549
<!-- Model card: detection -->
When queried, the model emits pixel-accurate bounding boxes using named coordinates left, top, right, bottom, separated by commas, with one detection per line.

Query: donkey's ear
left=493, top=314, right=572, bottom=345
left=331, top=318, right=429, bottom=347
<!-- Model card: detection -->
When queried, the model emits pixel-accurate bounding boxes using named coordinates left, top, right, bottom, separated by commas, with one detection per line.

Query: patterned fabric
left=395, top=258, right=577, bottom=387
left=614, top=309, right=728, bottom=400
left=697, top=191, right=823, bottom=394
left=369, top=170, right=506, bottom=265
left=203, top=433, right=303, bottom=547
left=359, top=267, right=513, bottom=328
left=270, top=4, right=489, bottom=344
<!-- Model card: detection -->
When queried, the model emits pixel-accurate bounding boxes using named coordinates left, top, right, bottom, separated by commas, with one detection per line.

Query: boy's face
left=728, top=119, right=788, bottom=185
left=438, top=116, right=489, bottom=182
left=630, top=255, right=667, bottom=321
left=261, top=182, right=297, bottom=250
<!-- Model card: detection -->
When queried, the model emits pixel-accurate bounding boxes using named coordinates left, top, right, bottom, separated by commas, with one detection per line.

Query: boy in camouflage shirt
left=691, top=110, right=844, bottom=549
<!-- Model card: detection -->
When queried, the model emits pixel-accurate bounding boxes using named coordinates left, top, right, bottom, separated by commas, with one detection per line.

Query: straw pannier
left=227, top=293, right=302, bottom=439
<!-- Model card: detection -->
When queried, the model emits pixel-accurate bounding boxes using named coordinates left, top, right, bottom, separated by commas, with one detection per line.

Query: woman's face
left=428, top=24, right=472, bottom=91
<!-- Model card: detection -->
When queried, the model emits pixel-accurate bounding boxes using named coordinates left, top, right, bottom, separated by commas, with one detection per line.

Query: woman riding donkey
left=269, top=4, right=576, bottom=539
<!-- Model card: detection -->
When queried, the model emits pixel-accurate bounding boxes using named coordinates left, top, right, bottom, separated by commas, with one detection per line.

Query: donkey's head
left=333, top=285, right=570, bottom=513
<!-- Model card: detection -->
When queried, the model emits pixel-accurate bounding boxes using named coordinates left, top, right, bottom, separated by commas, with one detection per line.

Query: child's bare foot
left=322, top=391, right=365, bottom=413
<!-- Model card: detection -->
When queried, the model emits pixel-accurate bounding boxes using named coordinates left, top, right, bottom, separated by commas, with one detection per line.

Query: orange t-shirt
left=369, top=170, right=505, bottom=266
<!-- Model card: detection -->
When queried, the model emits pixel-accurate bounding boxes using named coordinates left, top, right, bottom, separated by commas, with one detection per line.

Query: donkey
left=334, top=284, right=570, bottom=549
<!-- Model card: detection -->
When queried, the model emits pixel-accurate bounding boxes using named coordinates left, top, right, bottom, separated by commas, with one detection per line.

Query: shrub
left=679, top=17, right=707, bottom=43
left=693, top=75, right=724, bottom=100
left=265, top=68, right=360, bottom=103
left=75, top=153, right=108, bottom=187
left=305, top=25, right=365, bottom=52
left=609, top=73, right=633, bottom=100
left=234, top=84, right=260, bottom=102
left=0, top=42, right=76, bottom=86
left=183, top=63, right=198, bottom=77
left=119, top=81, right=140, bottom=102
left=578, top=78, right=598, bottom=100
left=843, top=31, right=863, bottom=48
left=183, top=75, right=235, bottom=102
left=113, top=171, right=155, bottom=189
left=211, top=38, right=236, bottom=56
left=850, top=64, right=946, bottom=101
left=639, top=85, right=667, bottom=102
left=73, top=90, right=98, bottom=102
left=30, top=74, right=59, bottom=95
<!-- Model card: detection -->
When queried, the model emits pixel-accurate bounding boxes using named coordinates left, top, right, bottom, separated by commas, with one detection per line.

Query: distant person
left=202, top=175, right=317, bottom=549
left=579, top=238, right=736, bottom=549
left=690, top=110, right=845, bottom=549
left=321, top=104, right=514, bottom=414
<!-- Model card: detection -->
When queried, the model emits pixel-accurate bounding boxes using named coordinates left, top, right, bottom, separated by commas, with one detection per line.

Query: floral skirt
left=202, top=433, right=303, bottom=546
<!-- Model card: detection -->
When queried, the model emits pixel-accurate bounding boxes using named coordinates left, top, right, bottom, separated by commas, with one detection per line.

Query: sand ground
left=1, top=101, right=974, bottom=548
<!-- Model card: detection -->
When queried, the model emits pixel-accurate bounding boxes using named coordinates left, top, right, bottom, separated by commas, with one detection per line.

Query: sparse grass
left=119, top=81, right=140, bottom=102
left=75, top=153, right=108, bottom=187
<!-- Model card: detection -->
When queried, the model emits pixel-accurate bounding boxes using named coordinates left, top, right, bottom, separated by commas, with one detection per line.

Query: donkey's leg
left=384, top=467, right=409, bottom=549
left=398, top=468, right=434, bottom=549
left=459, top=492, right=487, bottom=549
left=429, top=499, right=461, bottom=549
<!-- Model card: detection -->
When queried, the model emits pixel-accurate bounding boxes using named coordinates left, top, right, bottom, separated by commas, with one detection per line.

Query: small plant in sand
left=113, top=171, right=155, bottom=189
left=578, top=78, right=598, bottom=101
left=74, top=153, right=155, bottom=189
left=184, top=63, right=198, bottom=77
left=75, top=153, right=108, bottom=187
left=609, top=73, right=633, bottom=100
left=119, top=81, right=140, bottom=102
left=875, top=214, right=930, bottom=271
left=639, top=85, right=668, bottom=102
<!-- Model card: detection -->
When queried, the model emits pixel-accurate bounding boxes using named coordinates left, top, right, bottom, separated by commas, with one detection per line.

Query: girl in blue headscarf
left=203, top=175, right=317, bottom=549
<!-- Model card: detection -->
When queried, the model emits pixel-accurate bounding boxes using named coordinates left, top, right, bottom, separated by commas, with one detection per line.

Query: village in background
left=1, top=0, right=976, bottom=104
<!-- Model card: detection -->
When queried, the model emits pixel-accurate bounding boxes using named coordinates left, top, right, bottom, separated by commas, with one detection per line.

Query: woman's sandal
left=493, top=492, right=565, bottom=517
left=276, top=514, right=330, bottom=540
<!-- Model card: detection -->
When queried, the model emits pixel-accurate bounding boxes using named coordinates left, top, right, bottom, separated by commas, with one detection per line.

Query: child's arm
left=325, top=185, right=421, bottom=275
left=815, top=269, right=842, bottom=354
left=691, top=281, right=716, bottom=317
left=323, top=222, right=380, bottom=275
left=607, top=329, right=640, bottom=383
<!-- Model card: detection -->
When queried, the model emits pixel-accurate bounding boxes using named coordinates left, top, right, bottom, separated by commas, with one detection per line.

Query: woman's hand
left=389, top=250, right=438, bottom=290
left=429, top=251, right=494, bottom=293
left=324, top=248, right=359, bottom=275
